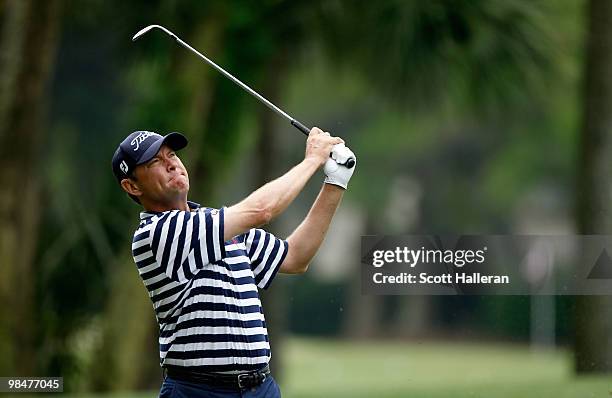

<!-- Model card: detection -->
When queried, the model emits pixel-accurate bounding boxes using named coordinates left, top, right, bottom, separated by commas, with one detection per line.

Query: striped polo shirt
left=131, top=201, right=289, bottom=372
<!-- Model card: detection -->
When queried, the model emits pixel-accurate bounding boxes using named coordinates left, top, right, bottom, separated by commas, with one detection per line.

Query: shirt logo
left=119, top=160, right=129, bottom=175
left=131, top=131, right=155, bottom=151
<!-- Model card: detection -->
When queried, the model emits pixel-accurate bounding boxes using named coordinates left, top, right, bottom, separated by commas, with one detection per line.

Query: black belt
left=164, top=364, right=270, bottom=390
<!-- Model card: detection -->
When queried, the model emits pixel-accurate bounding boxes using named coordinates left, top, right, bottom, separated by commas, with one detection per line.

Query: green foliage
left=285, top=275, right=348, bottom=335
left=315, top=0, right=569, bottom=112
left=477, top=296, right=531, bottom=339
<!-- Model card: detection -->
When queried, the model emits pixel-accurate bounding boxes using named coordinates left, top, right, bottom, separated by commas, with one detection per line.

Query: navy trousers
left=159, top=375, right=281, bottom=398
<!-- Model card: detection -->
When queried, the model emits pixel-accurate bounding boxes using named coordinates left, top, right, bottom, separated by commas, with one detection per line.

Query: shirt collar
left=139, top=200, right=201, bottom=220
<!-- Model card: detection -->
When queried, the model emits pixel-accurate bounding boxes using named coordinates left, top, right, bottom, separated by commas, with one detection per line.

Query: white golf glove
left=324, top=143, right=356, bottom=189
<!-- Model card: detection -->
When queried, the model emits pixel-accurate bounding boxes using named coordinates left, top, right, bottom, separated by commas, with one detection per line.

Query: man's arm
left=280, top=183, right=344, bottom=274
left=223, top=128, right=343, bottom=240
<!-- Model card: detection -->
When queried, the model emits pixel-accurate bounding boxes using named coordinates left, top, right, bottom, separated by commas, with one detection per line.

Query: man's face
left=131, top=145, right=190, bottom=205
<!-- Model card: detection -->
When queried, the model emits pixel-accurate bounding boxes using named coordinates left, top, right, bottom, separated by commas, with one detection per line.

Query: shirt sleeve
left=150, top=207, right=226, bottom=283
left=244, top=228, right=289, bottom=289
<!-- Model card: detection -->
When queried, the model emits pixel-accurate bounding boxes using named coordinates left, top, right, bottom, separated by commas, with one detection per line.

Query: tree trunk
left=0, top=0, right=61, bottom=376
left=575, top=0, right=612, bottom=374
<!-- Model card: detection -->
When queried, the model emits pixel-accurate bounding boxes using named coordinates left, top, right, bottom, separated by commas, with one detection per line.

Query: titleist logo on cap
left=131, top=131, right=155, bottom=151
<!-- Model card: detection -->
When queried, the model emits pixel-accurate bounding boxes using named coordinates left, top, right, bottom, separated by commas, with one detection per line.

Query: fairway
left=281, top=338, right=612, bottom=398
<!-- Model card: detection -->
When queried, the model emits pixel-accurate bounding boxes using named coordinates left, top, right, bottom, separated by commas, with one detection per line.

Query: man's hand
left=324, top=143, right=356, bottom=189
left=305, top=127, right=344, bottom=167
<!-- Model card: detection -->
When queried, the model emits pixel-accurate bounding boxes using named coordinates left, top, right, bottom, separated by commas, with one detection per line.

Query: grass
left=12, top=338, right=612, bottom=398
left=281, top=338, right=612, bottom=398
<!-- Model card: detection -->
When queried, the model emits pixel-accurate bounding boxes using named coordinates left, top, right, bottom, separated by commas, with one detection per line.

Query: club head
left=132, top=25, right=176, bottom=41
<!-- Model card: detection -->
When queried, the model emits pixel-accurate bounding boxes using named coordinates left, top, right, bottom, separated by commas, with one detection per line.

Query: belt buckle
left=237, top=373, right=250, bottom=390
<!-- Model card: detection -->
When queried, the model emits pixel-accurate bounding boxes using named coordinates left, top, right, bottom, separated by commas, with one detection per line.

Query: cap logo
left=119, top=160, right=129, bottom=175
left=131, top=131, right=155, bottom=151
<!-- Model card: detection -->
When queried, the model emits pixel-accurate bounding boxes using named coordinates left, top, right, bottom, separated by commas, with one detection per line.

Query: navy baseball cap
left=112, top=130, right=188, bottom=182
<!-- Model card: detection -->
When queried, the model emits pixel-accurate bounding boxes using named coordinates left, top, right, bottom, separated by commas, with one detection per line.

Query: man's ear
left=120, top=178, right=142, bottom=198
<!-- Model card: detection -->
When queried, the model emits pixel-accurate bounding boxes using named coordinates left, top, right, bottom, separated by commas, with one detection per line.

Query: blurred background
left=1, top=0, right=612, bottom=396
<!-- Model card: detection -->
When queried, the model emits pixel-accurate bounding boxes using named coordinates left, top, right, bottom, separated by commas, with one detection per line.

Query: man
left=111, top=128, right=355, bottom=397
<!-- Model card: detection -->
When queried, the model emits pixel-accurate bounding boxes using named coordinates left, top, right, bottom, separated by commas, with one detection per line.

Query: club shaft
left=170, top=35, right=310, bottom=136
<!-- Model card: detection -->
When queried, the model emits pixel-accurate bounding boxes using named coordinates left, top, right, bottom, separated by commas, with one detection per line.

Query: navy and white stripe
left=131, top=201, right=289, bottom=372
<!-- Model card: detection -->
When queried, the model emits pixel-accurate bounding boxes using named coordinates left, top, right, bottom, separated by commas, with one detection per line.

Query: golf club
left=132, top=24, right=355, bottom=169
